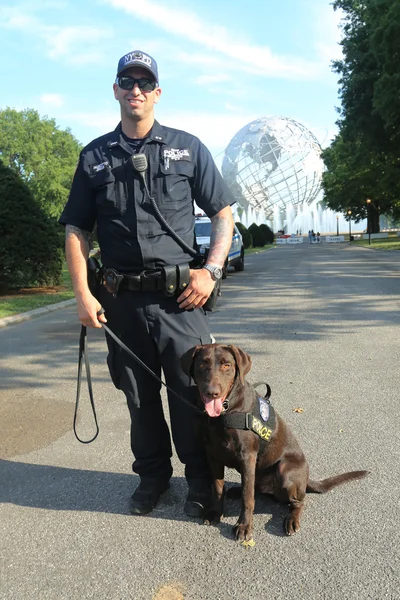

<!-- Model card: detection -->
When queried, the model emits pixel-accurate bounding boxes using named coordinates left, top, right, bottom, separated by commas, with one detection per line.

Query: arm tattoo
left=207, top=212, right=234, bottom=267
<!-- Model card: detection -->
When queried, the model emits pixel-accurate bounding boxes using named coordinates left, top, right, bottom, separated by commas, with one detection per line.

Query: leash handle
left=73, top=307, right=205, bottom=444
left=73, top=325, right=100, bottom=444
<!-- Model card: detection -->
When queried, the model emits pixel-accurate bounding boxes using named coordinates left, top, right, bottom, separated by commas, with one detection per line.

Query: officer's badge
left=259, top=397, right=270, bottom=422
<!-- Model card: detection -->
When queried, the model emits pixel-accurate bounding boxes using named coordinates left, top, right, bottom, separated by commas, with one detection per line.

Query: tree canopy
left=0, top=108, right=82, bottom=219
left=322, top=0, right=400, bottom=230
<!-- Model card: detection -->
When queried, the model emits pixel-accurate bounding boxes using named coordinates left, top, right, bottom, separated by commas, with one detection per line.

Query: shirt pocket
left=156, top=160, right=194, bottom=208
left=88, top=165, right=127, bottom=214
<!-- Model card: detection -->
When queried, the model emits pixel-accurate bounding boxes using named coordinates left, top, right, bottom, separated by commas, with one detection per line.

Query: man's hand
left=76, top=291, right=107, bottom=328
left=177, top=268, right=216, bottom=310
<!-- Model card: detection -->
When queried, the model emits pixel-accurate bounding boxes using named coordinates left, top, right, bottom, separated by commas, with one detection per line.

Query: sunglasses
left=116, top=76, right=157, bottom=92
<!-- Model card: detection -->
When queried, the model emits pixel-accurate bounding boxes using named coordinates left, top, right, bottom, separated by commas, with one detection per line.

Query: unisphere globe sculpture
left=221, top=116, right=324, bottom=219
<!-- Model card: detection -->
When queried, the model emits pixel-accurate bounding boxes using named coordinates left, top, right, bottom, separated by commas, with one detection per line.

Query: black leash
left=73, top=312, right=205, bottom=444
left=73, top=325, right=100, bottom=443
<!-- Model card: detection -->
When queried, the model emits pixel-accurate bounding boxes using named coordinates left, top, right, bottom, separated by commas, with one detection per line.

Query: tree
left=322, top=0, right=400, bottom=230
left=371, top=0, right=400, bottom=147
left=0, top=162, right=62, bottom=292
left=0, top=108, right=82, bottom=219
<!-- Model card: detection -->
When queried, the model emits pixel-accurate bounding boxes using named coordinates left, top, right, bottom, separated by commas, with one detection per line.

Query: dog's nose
left=206, top=389, right=222, bottom=399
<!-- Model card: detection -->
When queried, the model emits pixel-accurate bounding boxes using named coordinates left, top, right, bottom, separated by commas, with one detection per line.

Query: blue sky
left=0, top=0, right=344, bottom=163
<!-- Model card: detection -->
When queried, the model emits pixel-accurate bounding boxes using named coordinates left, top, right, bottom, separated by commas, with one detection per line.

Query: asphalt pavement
left=1, top=242, right=399, bottom=600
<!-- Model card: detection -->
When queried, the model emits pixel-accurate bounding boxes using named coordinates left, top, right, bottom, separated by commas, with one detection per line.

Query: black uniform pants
left=99, top=287, right=212, bottom=486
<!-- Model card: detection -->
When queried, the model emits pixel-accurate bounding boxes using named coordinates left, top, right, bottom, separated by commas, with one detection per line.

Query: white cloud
left=105, top=0, right=324, bottom=80
left=0, top=3, right=112, bottom=65
left=40, top=93, right=64, bottom=107
left=42, top=26, right=112, bottom=60
left=193, top=73, right=232, bottom=86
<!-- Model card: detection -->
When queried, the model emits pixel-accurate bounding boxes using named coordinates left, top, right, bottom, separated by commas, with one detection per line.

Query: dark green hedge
left=0, top=162, right=63, bottom=292
left=235, top=222, right=252, bottom=248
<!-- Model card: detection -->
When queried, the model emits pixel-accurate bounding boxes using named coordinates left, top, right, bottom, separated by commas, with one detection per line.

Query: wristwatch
left=203, top=263, right=223, bottom=281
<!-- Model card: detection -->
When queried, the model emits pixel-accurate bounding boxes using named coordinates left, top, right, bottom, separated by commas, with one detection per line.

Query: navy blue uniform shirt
left=59, top=121, right=235, bottom=273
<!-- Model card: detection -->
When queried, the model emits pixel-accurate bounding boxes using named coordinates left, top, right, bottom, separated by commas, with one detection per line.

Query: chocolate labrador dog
left=181, top=343, right=369, bottom=543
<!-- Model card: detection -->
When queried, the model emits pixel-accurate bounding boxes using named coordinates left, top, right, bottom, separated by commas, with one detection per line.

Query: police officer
left=59, top=49, right=235, bottom=517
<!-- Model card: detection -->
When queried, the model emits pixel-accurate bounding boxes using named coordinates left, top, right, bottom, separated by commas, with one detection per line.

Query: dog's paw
left=203, top=510, right=222, bottom=525
left=284, top=515, right=301, bottom=536
left=233, top=521, right=253, bottom=542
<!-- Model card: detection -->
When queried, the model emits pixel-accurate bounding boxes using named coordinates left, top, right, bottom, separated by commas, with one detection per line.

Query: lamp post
left=347, top=210, right=352, bottom=242
left=336, top=215, right=339, bottom=237
left=366, top=198, right=372, bottom=245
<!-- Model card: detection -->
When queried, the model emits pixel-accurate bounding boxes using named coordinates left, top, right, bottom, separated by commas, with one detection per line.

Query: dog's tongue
left=203, top=396, right=223, bottom=417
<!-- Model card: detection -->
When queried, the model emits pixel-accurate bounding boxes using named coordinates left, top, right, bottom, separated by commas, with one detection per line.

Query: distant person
left=308, top=230, right=312, bottom=244
left=317, top=232, right=320, bottom=243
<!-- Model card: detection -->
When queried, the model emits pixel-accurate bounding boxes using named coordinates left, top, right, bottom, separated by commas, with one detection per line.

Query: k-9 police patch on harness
left=163, top=147, right=191, bottom=170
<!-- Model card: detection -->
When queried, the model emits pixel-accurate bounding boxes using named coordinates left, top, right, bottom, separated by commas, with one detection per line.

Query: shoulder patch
left=90, top=161, right=110, bottom=173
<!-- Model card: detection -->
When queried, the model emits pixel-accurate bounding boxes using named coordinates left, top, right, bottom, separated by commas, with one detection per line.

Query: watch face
left=213, top=267, right=222, bottom=280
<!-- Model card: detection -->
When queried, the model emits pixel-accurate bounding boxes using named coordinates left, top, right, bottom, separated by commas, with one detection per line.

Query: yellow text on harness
left=251, top=416, right=272, bottom=441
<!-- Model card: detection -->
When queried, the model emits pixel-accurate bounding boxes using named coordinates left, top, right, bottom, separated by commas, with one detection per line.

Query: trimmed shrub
left=259, top=223, right=275, bottom=244
left=0, top=162, right=63, bottom=292
left=235, top=222, right=252, bottom=249
left=248, top=223, right=265, bottom=247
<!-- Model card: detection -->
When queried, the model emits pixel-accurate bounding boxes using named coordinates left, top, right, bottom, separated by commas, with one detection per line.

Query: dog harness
left=221, top=384, right=276, bottom=442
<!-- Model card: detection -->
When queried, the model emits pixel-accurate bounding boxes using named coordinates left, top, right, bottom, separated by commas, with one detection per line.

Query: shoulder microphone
left=132, top=153, right=148, bottom=177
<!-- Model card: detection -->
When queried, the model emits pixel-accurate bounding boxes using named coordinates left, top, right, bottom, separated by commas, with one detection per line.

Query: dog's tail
left=307, top=470, right=370, bottom=494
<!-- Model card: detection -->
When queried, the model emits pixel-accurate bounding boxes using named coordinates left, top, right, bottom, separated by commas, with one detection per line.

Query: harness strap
left=220, top=384, right=276, bottom=443
left=221, top=412, right=251, bottom=430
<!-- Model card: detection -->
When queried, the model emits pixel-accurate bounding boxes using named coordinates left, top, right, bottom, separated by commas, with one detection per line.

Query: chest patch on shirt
left=163, top=147, right=191, bottom=170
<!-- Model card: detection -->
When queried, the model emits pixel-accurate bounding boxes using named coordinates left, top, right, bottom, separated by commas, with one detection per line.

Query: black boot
left=184, top=480, right=212, bottom=518
left=129, top=478, right=170, bottom=515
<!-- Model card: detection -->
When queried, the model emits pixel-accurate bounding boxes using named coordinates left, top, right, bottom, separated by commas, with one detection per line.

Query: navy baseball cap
left=116, top=50, right=158, bottom=82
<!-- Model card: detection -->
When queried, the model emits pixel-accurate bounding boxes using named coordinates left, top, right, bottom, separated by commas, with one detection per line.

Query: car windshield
left=195, top=222, right=212, bottom=237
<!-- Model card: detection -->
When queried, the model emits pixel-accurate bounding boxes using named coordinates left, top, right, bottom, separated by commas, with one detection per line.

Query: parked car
left=194, top=215, right=244, bottom=278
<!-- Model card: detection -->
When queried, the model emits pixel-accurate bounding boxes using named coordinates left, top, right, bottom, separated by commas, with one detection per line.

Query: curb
left=0, top=298, right=76, bottom=329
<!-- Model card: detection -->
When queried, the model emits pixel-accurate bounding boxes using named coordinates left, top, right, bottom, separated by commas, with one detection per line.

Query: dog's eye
left=222, top=363, right=231, bottom=370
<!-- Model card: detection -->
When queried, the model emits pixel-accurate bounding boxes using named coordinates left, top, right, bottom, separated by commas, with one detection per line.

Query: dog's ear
left=227, top=345, right=252, bottom=384
left=180, top=345, right=202, bottom=377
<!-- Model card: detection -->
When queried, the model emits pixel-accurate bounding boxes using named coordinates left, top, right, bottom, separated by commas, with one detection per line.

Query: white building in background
left=220, top=115, right=367, bottom=234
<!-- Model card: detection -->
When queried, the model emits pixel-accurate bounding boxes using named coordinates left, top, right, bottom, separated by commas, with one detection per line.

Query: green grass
left=349, top=234, right=400, bottom=251
left=245, top=245, right=276, bottom=255
left=0, top=264, right=75, bottom=319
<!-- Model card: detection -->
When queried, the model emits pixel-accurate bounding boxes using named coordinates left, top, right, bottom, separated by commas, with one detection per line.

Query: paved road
left=1, top=243, right=399, bottom=600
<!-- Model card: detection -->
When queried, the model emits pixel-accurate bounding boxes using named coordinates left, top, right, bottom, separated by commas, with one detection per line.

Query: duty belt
left=102, top=265, right=190, bottom=296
